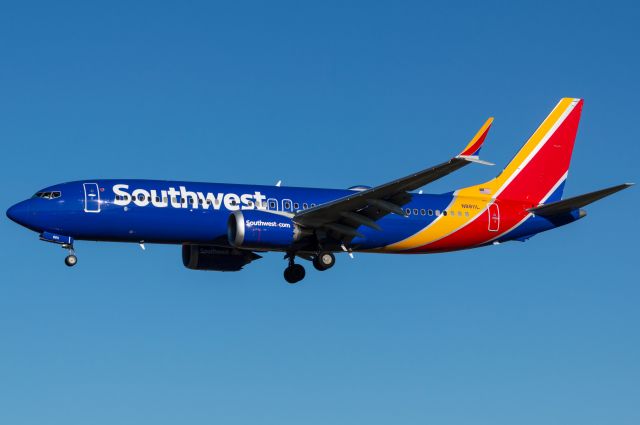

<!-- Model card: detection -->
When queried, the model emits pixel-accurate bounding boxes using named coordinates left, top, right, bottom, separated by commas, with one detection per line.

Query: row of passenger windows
left=282, top=200, right=316, bottom=210
left=34, top=191, right=61, bottom=199
left=115, top=195, right=317, bottom=210
left=405, top=207, right=470, bottom=218
left=113, top=194, right=467, bottom=217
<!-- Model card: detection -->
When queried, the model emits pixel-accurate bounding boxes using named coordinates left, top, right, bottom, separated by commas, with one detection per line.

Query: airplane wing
left=293, top=118, right=494, bottom=240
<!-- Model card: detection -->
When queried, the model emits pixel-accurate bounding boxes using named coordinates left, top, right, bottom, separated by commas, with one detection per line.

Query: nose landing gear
left=65, top=254, right=78, bottom=267
left=62, top=244, right=77, bottom=267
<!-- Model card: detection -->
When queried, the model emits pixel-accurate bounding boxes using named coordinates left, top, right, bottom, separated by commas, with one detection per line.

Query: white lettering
left=112, top=184, right=266, bottom=212
left=246, top=219, right=291, bottom=229
left=254, top=191, right=267, bottom=209
left=180, top=186, right=198, bottom=208
left=240, top=193, right=254, bottom=210
left=113, top=184, right=131, bottom=206
left=196, top=192, right=223, bottom=210
left=167, top=187, right=181, bottom=208
left=132, top=189, right=150, bottom=207
left=150, top=189, right=168, bottom=207
left=224, top=193, right=240, bottom=211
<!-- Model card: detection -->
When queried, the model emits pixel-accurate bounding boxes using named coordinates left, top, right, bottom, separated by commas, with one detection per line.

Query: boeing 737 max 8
left=6, top=98, right=632, bottom=283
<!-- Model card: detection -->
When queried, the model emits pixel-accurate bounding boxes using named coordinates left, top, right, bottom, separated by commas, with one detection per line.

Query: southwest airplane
left=6, top=98, right=632, bottom=283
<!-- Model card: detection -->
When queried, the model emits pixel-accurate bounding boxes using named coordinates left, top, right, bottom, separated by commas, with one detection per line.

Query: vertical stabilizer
left=464, top=98, right=583, bottom=203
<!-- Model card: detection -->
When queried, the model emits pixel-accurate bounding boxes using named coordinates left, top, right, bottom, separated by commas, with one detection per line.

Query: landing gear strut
left=284, top=254, right=305, bottom=284
left=62, top=244, right=77, bottom=267
left=313, top=252, right=335, bottom=271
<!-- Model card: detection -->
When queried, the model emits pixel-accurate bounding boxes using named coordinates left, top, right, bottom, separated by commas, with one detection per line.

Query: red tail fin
left=462, top=98, right=583, bottom=204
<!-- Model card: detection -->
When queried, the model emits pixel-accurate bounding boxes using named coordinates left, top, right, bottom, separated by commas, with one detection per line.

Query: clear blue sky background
left=1, top=1, right=638, bottom=424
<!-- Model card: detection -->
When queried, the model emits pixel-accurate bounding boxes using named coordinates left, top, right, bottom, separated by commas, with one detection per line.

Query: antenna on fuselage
left=275, top=180, right=282, bottom=187
left=341, top=243, right=354, bottom=259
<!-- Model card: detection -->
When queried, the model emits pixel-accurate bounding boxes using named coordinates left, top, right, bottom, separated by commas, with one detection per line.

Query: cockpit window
left=33, top=191, right=61, bottom=199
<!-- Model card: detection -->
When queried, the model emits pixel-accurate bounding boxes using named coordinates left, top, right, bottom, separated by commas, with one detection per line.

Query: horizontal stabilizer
left=528, top=183, right=633, bottom=216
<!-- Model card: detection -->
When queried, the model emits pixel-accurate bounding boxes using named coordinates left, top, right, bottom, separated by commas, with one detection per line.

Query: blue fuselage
left=6, top=179, right=579, bottom=253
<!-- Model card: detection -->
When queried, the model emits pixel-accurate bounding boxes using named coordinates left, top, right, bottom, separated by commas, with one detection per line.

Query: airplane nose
left=6, top=200, right=31, bottom=226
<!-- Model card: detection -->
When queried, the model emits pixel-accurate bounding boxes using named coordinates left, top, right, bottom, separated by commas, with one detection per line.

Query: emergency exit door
left=488, top=203, right=500, bottom=232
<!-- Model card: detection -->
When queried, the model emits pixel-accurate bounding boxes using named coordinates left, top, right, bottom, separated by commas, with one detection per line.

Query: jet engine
left=227, top=210, right=302, bottom=250
left=182, top=244, right=261, bottom=271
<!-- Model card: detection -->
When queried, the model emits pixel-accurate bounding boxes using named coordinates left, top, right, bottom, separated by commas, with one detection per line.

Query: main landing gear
left=284, top=259, right=306, bottom=284
left=312, top=252, right=335, bottom=271
left=62, top=244, right=78, bottom=267
left=284, top=251, right=336, bottom=284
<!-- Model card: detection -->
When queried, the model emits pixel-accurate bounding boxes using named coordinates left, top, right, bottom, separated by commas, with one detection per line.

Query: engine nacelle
left=228, top=210, right=301, bottom=250
left=182, top=244, right=260, bottom=271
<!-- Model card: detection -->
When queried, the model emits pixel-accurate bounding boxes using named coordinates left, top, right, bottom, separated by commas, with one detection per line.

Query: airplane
left=6, top=98, right=633, bottom=283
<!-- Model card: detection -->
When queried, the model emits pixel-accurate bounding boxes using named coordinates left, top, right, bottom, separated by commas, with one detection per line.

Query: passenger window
left=435, top=210, right=440, bottom=216
left=465, top=211, right=469, bottom=217
left=284, top=201, right=291, bottom=209
left=413, top=209, right=418, bottom=215
left=303, top=203, right=308, bottom=209
left=405, top=208, right=411, bottom=215
left=458, top=211, right=462, bottom=217
left=311, top=203, right=316, bottom=207
left=294, top=203, right=299, bottom=209
left=443, top=211, right=447, bottom=216
left=428, top=209, right=433, bottom=216
left=420, top=209, right=426, bottom=216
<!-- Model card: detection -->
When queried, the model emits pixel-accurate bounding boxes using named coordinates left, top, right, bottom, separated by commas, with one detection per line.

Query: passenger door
left=83, top=183, right=101, bottom=213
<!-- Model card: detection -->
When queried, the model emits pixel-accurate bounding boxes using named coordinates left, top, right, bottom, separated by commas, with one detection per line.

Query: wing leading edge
left=293, top=118, right=494, bottom=241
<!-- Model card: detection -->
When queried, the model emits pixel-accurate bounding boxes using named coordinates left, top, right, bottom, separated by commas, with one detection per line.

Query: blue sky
left=1, top=1, right=638, bottom=424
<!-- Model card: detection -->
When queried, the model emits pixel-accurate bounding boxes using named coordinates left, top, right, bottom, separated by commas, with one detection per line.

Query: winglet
left=458, top=117, right=494, bottom=157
